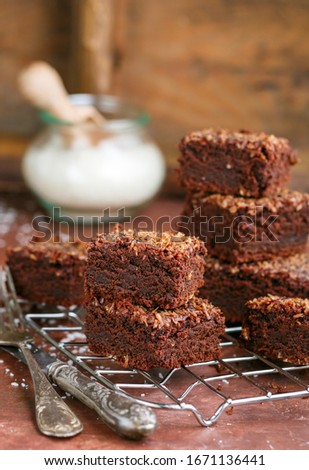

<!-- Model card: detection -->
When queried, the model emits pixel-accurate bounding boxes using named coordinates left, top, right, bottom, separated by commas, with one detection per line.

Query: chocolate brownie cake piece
left=6, top=241, right=87, bottom=306
left=86, top=227, right=207, bottom=309
left=84, top=293, right=225, bottom=370
left=200, top=252, right=309, bottom=323
left=182, top=190, right=309, bottom=264
left=240, top=296, right=309, bottom=365
left=178, top=128, right=298, bottom=198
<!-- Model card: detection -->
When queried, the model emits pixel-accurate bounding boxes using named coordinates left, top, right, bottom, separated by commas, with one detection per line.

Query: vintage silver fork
left=0, top=266, right=83, bottom=437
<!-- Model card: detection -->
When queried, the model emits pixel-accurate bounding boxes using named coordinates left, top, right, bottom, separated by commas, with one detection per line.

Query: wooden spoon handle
left=17, top=61, right=104, bottom=125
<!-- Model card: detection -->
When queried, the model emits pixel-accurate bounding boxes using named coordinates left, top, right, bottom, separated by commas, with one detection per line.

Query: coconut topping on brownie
left=190, top=190, right=309, bottom=215
left=96, top=227, right=207, bottom=256
left=245, top=295, right=309, bottom=316
left=180, top=128, right=298, bottom=164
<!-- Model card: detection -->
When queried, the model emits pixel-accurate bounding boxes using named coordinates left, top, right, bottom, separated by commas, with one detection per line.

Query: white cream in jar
left=22, top=95, right=166, bottom=219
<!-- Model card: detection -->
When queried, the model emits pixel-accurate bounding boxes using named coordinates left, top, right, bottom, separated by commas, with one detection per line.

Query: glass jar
left=22, top=95, right=166, bottom=221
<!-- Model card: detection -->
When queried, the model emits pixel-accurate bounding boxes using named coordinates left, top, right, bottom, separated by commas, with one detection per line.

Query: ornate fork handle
left=20, top=343, right=83, bottom=437
left=48, top=361, right=157, bottom=440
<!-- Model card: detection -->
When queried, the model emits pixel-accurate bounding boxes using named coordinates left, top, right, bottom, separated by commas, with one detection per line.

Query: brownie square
left=178, top=128, right=298, bottom=198
left=199, top=252, right=309, bottom=323
left=240, top=296, right=309, bottom=365
left=85, top=228, right=207, bottom=309
left=84, top=293, right=225, bottom=370
left=6, top=241, right=87, bottom=306
left=182, top=190, right=309, bottom=264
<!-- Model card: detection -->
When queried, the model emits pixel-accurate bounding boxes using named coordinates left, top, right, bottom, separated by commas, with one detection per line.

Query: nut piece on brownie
left=84, top=293, right=225, bottom=370
left=85, top=227, right=207, bottom=309
left=240, top=295, right=309, bottom=365
left=6, top=241, right=87, bottom=306
left=178, top=128, right=298, bottom=198
left=182, top=189, right=309, bottom=264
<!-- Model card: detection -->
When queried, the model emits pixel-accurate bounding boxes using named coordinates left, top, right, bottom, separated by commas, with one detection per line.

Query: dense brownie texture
left=84, top=293, right=225, bottom=370
left=6, top=242, right=87, bottom=306
left=178, top=128, right=298, bottom=198
left=182, top=190, right=309, bottom=264
left=86, top=228, right=207, bottom=309
left=200, top=252, right=309, bottom=323
left=240, top=296, right=309, bottom=365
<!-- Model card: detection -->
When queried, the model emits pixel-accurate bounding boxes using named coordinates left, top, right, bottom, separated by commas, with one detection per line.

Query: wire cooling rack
left=25, top=307, right=309, bottom=427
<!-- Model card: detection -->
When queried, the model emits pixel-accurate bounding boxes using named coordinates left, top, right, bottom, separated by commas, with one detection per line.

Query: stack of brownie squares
left=83, top=226, right=225, bottom=370
left=177, top=128, right=309, bottom=323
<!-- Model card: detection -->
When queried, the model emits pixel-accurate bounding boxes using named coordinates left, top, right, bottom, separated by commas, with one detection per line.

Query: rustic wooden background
left=0, top=0, right=308, bottom=192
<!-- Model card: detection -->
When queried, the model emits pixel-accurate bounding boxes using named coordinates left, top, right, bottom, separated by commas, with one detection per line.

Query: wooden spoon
left=17, top=61, right=105, bottom=126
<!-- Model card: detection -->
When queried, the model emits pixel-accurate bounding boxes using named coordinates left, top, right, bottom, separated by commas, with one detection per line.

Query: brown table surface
left=0, top=187, right=308, bottom=451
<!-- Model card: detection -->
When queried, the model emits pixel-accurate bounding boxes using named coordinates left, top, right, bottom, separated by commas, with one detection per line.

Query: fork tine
left=0, top=269, right=5, bottom=333
left=0, top=314, right=3, bottom=333
left=0, top=266, right=21, bottom=331
left=0, top=267, right=14, bottom=328
left=5, top=265, right=26, bottom=330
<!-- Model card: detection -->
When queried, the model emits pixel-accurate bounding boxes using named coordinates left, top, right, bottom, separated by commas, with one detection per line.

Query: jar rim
left=40, top=94, right=151, bottom=129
